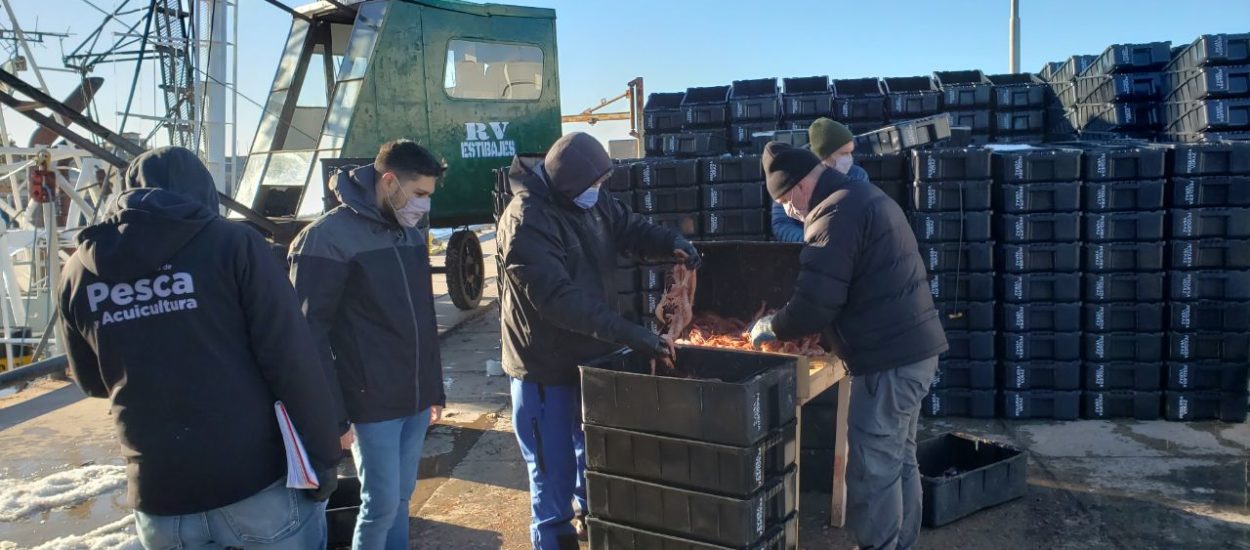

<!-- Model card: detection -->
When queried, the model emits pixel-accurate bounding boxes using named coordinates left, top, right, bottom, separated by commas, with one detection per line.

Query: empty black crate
left=1165, top=391, right=1249, bottom=422
left=948, top=110, right=992, bottom=133
left=702, top=156, right=762, bottom=184
left=1083, top=211, right=1165, bottom=242
left=1001, top=332, right=1082, bottom=361
left=1166, top=65, right=1250, bottom=102
left=1000, top=273, right=1083, bottom=303
left=1169, top=300, right=1250, bottom=331
left=635, top=187, right=700, bottom=214
left=682, top=86, right=731, bottom=128
left=912, top=180, right=993, bottom=212
left=990, top=73, right=1049, bottom=109
left=856, top=153, right=909, bottom=181
left=1082, top=391, right=1162, bottom=420
left=703, top=209, right=767, bottom=237
left=918, top=433, right=1027, bottom=527
left=782, top=76, right=833, bottom=120
left=634, top=159, right=699, bottom=188
left=1076, top=102, right=1162, bottom=131
left=942, top=331, right=997, bottom=361
left=938, top=301, right=996, bottom=331
left=1087, top=41, right=1172, bottom=75
left=998, top=212, right=1081, bottom=243
left=1168, top=34, right=1250, bottom=71
left=920, top=241, right=995, bottom=273
left=1169, top=143, right=1250, bottom=177
left=912, top=148, right=992, bottom=182
left=1001, top=302, right=1081, bottom=332
left=936, top=70, right=993, bottom=107
left=1000, top=361, right=1082, bottom=390
left=888, top=92, right=943, bottom=117
left=1169, top=239, right=1250, bottom=270
left=1055, top=55, right=1097, bottom=83
left=1168, top=270, right=1250, bottom=301
left=1084, top=242, right=1165, bottom=272
left=856, top=114, right=952, bottom=155
left=664, top=132, right=729, bottom=158
left=997, top=181, right=1081, bottom=213
left=1084, top=302, right=1165, bottom=332
left=929, top=272, right=996, bottom=302
left=1169, top=331, right=1250, bottom=361
left=581, top=347, right=796, bottom=446
left=1082, top=179, right=1166, bottom=212
left=991, top=149, right=1082, bottom=183
left=1167, top=362, right=1250, bottom=392
left=1170, top=208, right=1250, bottom=239
left=586, top=469, right=796, bottom=548
left=731, top=123, right=780, bottom=147
left=921, top=389, right=997, bottom=418
left=1076, top=73, right=1165, bottom=103
left=999, top=243, right=1081, bottom=273
left=1171, top=177, right=1250, bottom=207
left=703, top=183, right=767, bottom=210
left=1165, top=99, right=1250, bottom=133
left=912, top=211, right=993, bottom=242
left=588, top=515, right=798, bottom=550
left=730, top=78, right=781, bottom=122
left=995, top=110, right=1046, bottom=133
left=1084, top=272, right=1166, bottom=302
left=1081, top=146, right=1167, bottom=181
left=932, top=360, right=997, bottom=389
left=1085, top=362, right=1164, bottom=391
left=644, top=212, right=700, bottom=237
left=584, top=422, right=796, bottom=498
left=1084, top=332, right=1164, bottom=362
left=645, top=92, right=686, bottom=133
left=836, top=97, right=888, bottom=122
left=1002, top=390, right=1081, bottom=420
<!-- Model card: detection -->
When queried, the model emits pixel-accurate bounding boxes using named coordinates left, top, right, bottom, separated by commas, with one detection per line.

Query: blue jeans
left=134, top=478, right=327, bottom=549
left=510, top=378, right=587, bottom=550
left=350, top=409, right=431, bottom=550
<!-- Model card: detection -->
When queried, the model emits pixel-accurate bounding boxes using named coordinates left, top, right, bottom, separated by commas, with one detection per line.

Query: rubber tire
left=446, top=230, right=484, bottom=310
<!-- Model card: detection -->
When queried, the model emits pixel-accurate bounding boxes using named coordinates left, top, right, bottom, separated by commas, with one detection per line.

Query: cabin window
left=444, top=39, right=543, bottom=101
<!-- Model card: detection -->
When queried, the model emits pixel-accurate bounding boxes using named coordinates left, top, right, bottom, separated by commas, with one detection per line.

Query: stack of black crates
left=1076, top=145, right=1169, bottom=420
left=935, top=70, right=994, bottom=144
left=993, top=148, right=1085, bottom=420
left=730, top=79, right=782, bottom=154
left=1163, top=33, right=1250, bottom=143
left=912, top=146, right=997, bottom=418
left=1043, top=54, right=1096, bottom=140
left=1165, top=142, right=1250, bottom=422
left=833, top=78, right=890, bottom=135
left=989, top=73, right=1051, bottom=144
left=781, top=76, right=832, bottom=134
left=1069, top=42, right=1172, bottom=140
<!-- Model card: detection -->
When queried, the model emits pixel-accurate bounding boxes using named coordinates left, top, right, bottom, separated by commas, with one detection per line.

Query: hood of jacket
left=124, top=146, right=220, bottom=212
left=76, top=188, right=216, bottom=282
left=331, top=163, right=398, bottom=227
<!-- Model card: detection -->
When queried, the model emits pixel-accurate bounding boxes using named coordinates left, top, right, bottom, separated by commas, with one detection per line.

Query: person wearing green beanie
left=769, top=117, right=871, bottom=242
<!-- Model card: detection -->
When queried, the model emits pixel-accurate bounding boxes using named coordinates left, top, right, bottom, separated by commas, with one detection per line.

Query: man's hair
left=375, top=139, right=447, bottom=179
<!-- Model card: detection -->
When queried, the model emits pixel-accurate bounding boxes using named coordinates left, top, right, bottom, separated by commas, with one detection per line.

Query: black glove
left=308, top=469, right=340, bottom=502
left=674, top=239, right=702, bottom=270
left=621, top=325, right=672, bottom=359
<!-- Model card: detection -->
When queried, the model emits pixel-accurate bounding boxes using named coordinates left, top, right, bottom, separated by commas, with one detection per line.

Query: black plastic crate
left=782, top=76, right=833, bottom=121
left=638, top=264, right=666, bottom=291
left=1076, top=103, right=1163, bottom=131
left=995, top=110, right=1047, bottom=134
left=947, top=110, right=992, bottom=133
left=999, top=361, right=1082, bottom=390
left=1165, top=99, right=1250, bottom=133
left=1169, top=142, right=1250, bottom=178
left=1083, top=211, right=1166, bottom=242
left=663, top=132, right=729, bottom=158
left=928, top=272, right=996, bottom=302
left=586, top=469, right=796, bottom=548
left=703, top=209, right=767, bottom=237
left=1171, top=177, right=1250, bottom=208
left=1167, top=361, right=1250, bottom=392
left=1170, top=331, right=1250, bottom=362
left=997, top=181, right=1081, bottom=214
left=1002, top=390, right=1081, bottom=420
left=855, top=152, right=909, bottom=181
left=911, top=180, right=993, bottom=212
left=1168, top=270, right=1250, bottom=301
left=1164, top=391, right=1249, bottom=422
left=998, top=212, right=1082, bottom=243
left=1075, top=73, right=1165, bottom=103
left=634, top=159, right=700, bottom=188
left=1167, top=34, right=1250, bottom=72
left=645, top=134, right=668, bottom=157
left=588, top=515, right=798, bottom=550
left=615, top=291, right=641, bottom=322
left=989, top=73, right=1049, bottom=109
left=887, top=92, right=943, bottom=118
left=581, top=347, right=797, bottom=446
left=991, top=133, right=1046, bottom=145
left=875, top=180, right=911, bottom=209
left=991, top=148, right=1082, bottom=183
left=941, top=331, right=997, bottom=361
left=1001, top=302, right=1082, bottom=332
left=1171, top=207, right=1250, bottom=239
left=911, top=147, right=992, bottom=182
left=835, top=97, right=888, bottom=122
left=730, top=78, right=781, bottom=122
left=1082, top=390, right=1162, bottom=420
left=1169, top=300, right=1250, bottom=331
left=681, top=86, right=731, bottom=128
left=935, top=70, right=993, bottom=107
left=921, top=388, right=997, bottom=418
left=1086, top=42, right=1172, bottom=76
left=938, top=301, right=996, bottom=331
left=1055, top=55, right=1097, bottom=83
left=644, top=212, right=700, bottom=237
left=911, top=211, right=993, bottom=242
left=918, top=433, right=1027, bottom=527
left=1084, top=362, right=1164, bottom=391
left=833, top=77, right=886, bottom=97
left=1169, top=239, right=1250, bottom=270
left=1040, top=62, right=1064, bottom=82
left=1083, top=179, right=1166, bottom=212
left=731, top=123, right=780, bottom=147
left=638, top=290, right=663, bottom=319
left=1084, top=272, right=1166, bottom=303
left=855, top=114, right=952, bottom=155
left=644, top=92, right=686, bottom=133
left=1084, top=332, right=1165, bottom=362
left=998, top=243, right=1082, bottom=273
left=1084, top=302, right=1166, bottom=333
left=1162, top=130, right=1250, bottom=144
left=702, top=156, right=762, bottom=184
left=1165, top=65, right=1250, bottom=102
left=703, top=182, right=767, bottom=210
left=1001, top=332, right=1082, bottom=361
left=635, top=187, right=700, bottom=214
left=1085, top=242, right=1170, bottom=272
left=1000, top=272, right=1083, bottom=303
left=932, top=360, right=997, bottom=389
left=920, top=241, right=996, bottom=273
left=585, top=422, right=796, bottom=498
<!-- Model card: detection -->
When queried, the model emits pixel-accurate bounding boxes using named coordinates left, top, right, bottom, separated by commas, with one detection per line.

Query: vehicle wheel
left=446, top=229, right=484, bottom=310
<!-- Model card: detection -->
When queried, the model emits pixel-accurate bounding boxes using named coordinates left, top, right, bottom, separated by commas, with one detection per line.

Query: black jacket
left=289, top=164, right=444, bottom=425
left=498, top=155, right=681, bottom=385
left=59, top=183, right=341, bottom=516
left=772, top=167, right=948, bottom=375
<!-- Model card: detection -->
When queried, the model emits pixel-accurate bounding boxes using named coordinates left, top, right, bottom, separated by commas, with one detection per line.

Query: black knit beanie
left=762, top=141, right=821, bottom=200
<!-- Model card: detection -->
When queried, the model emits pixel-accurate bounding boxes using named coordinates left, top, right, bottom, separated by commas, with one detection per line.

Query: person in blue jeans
left=290, top=140, right=447, bottom=550
left=770, top=117, right=872, bottom=242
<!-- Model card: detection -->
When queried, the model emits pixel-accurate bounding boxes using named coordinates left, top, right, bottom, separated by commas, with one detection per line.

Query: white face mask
left=388, top=186, right=430, bottom=228
left=833, top=155, right=854, bottom=175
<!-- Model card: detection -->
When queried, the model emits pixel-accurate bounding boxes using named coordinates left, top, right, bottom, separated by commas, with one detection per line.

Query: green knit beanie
left=808, top=117, right=855, bottom=160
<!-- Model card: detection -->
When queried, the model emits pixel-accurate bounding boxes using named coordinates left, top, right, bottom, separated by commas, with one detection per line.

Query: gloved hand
left=622, top=325, right=673, bottom=359
left=749, top=316, right=777, bottom=349
left=673, top=239, right=702, bottom=270
left=307, top=468, right=340, bottom=502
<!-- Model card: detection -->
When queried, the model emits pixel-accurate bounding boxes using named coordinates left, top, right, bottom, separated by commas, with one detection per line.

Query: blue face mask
left=573, top=185, right=600, bottom=210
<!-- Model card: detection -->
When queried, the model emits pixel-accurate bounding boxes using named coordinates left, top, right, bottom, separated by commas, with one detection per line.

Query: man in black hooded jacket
left=58, top=147, right=342, bottom=549
left=498, top=132, right=699, bottom=549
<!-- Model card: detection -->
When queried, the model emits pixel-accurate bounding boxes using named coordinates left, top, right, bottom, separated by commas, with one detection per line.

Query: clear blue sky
left=4, top=0, right=1249, bottom=152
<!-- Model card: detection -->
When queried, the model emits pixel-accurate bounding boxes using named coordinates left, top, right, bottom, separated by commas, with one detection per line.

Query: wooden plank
left=830, top=377, right=852, bottom=527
